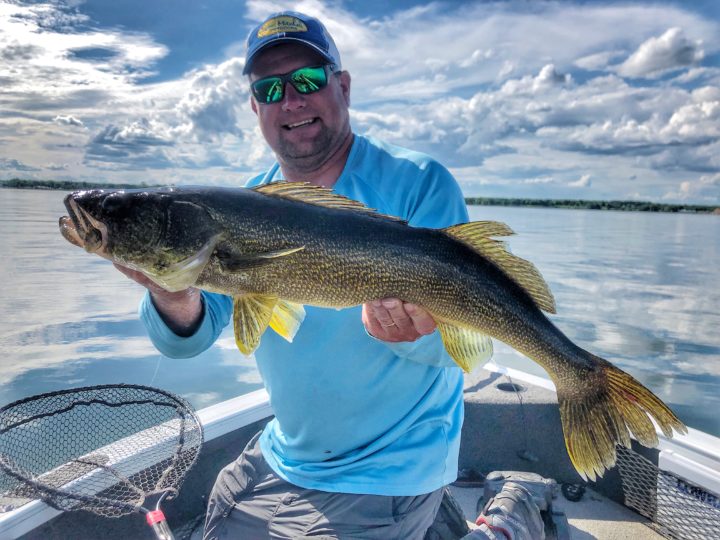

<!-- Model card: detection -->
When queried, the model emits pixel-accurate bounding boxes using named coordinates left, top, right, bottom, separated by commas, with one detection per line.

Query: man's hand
left=114, top=263, right=203, bottom=337
left=362, top=298, right=437, bottom=342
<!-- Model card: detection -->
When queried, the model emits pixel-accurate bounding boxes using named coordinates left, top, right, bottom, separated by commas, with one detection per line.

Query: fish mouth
left=59, top=194, right=109, bottom=255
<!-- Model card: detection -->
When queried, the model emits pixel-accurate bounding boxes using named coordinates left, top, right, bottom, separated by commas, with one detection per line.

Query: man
left=118, top=11, right=470, bottom=539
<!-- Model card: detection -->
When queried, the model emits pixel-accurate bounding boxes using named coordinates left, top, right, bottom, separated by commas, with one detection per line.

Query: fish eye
left=102, top=193, right=129, bottom=214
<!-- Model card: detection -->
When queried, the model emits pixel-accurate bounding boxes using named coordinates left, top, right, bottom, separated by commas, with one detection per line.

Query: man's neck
left=279, top=132, right=354, bottom=188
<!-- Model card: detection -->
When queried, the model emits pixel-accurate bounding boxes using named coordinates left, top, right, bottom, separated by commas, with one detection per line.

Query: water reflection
left=0, top=190, right=718, bottom=437
left=0, top=189, right=263, bottom=409
left=471, top=206, right=720, bottom=436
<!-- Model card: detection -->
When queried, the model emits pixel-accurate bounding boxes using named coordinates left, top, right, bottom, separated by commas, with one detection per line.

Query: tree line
left=0, top=178, right=157, bottom=190
left=465, top=196, right=719, bottom=214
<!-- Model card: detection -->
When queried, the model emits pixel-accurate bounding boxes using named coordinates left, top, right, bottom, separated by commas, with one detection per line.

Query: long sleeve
left=139, top=290, right=232, bottom=359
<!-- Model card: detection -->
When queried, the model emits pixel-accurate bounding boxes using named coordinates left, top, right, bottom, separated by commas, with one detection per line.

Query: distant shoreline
left=3, top=178, right=719, bottom=214
left=465, top=197, right=720, bottom=214
left=0, top=179, right=159, bottom=191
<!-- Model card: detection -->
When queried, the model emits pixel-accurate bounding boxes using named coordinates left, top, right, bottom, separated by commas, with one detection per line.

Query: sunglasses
left=250, top=64, right=337, bottom=104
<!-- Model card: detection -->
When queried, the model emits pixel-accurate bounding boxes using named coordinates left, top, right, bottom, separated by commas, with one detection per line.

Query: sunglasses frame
left=250, top=64, right=338, bottom=104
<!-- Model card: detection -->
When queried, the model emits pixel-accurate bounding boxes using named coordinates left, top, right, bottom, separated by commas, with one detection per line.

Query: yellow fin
left=254, top=182, right=405, bottom=222
left=556, top=353, right=687, bottom=481
left=444, top=221, right=556, bottom=313
left=437, top=322, right=494, bottom=373
left=232, top=294, right=278, bottom=355
left=269, top=300, right=306, bottom=343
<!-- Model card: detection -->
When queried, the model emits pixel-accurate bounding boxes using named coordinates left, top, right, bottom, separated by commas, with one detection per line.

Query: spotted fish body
left=60, top=182, right=686, bottom=480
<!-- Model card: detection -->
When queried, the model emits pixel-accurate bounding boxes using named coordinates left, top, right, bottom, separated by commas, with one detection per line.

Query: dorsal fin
left=444, top=221, right=556, bottom=313
left=253, top=182, right=405, bottom=223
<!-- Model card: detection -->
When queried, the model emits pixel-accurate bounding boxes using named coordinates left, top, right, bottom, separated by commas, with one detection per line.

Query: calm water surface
left=1, top=189, right=719, bottom=437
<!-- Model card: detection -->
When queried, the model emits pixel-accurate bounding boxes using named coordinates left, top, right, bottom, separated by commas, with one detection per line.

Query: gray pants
left=203, top=432, right=444, bottom=539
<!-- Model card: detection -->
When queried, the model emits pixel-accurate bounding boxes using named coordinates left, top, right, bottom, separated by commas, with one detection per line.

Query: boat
left=1, top=361, right=719, bottom=539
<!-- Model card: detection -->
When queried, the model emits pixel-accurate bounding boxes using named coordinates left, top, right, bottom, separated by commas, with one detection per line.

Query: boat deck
left=6, top=374, right=719, bottom=539
left=450, top=485, right=664, bottom=540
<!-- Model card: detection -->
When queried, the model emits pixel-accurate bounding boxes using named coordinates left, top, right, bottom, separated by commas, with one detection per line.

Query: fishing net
left=0, top=384, right=203, bottom=537
left=616, top=445, right=720, bottom=539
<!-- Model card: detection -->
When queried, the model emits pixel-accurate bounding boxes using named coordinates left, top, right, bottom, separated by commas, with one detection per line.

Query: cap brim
left=243, top=37, right=336, bottom=75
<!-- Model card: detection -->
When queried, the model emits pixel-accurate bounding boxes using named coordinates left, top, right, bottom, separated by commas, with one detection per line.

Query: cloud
left=574, top=50, right=624, bottom=71
left=569, top=174, right=592, bottom=188
left=0, top=42, right=41, bottom=61
left=0, top=157, right=40, bottom=171
left=500, top=64, right=572, bottom=95
left=1, top=0, right=719, bottom=202
left=0, top=0, right=169, bottom=120
left=664, top=172, right=720, bottom=202
left=84, top=118, right=175, bottom=169
left=617, top=27, right=704, bottom=79
left=458, top=49, right=494, bottom=69
left=174, top=58, right=249, bottom=141
left=54, top=114, right=84, bottom=127
left=10, top=1, right=91, bottom=33
left=46, top=162, right=69, bottom=171
left=661, top=100, right=720, bottom=142
left=349, top=45, right=718, bottom=200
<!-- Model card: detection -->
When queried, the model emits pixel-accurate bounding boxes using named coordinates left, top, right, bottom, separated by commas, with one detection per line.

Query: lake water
left=1, top=189, right=719, bottom=438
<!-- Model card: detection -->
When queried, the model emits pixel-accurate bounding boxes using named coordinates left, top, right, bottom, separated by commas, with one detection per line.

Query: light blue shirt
left=140, top=134, right=470, bottom=495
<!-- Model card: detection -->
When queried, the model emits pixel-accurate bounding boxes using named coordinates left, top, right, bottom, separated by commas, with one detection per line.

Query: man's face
left=249, top=43, right=351, bottom=173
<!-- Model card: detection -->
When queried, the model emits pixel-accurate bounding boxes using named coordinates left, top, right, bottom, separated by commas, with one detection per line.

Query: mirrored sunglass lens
left=253, top=78, right=284, bottom=103
left=290, top=66, right=327, bottom=94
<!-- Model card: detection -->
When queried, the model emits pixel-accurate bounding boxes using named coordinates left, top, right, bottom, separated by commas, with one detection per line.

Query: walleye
left=59, top=183, right=686, bottom=480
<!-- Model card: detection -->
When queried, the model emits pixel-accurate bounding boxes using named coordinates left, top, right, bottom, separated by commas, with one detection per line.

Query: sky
left=1, top=0, right=719, bottom=204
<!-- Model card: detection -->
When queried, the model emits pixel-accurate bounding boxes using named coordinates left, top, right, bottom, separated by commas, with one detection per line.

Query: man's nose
left=281, top=83, right=307, bottom=112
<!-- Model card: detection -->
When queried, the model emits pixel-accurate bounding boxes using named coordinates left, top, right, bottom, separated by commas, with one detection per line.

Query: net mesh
left=616, top=445, right=720, bottom=539
left=0, top=384, right=203, bottom=518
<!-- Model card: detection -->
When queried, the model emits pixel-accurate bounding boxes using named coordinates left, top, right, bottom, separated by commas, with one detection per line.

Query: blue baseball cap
left=243, top=11, right=342, bottom=75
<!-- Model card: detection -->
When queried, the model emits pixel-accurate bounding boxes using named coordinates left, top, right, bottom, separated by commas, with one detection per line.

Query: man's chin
left=278, top=139, right=330, bottom=166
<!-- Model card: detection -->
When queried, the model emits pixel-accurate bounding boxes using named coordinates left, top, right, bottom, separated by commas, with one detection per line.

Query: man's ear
left=250, top=95, right=258, bottom=115
left=339, top=71, right=351, bottom=107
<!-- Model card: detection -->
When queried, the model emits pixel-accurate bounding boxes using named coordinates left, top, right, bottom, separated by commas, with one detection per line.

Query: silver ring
left=381, top=322, right=396, bottom=327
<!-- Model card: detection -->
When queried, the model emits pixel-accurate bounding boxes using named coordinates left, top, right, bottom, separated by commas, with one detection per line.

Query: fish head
left=60, top=188, right=220, bottom=290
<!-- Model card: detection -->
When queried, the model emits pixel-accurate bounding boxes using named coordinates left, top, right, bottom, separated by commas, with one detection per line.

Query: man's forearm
left=150, top=288, right=204, bottom=337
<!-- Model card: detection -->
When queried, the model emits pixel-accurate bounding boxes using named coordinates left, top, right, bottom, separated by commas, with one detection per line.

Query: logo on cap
left=257, top=16, right=308, bottom=38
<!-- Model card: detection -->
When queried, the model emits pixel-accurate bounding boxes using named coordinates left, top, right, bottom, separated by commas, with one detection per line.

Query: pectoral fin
left=269, top=300, right=306, bottom=343
left=142, top=234, right=222, bottom=292
left=218, top=245, right=305, bottom=272
left=232, top=294, right=278, bottom=355
left=437, top=322, right=494, bottom=373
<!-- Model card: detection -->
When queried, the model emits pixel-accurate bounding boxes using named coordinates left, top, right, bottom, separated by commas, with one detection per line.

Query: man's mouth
left=283, top=118, right=317, bottom=130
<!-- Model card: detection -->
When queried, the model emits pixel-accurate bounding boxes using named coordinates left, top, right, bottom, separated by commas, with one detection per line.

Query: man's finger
left=362, top=303, right=395, bottom=339
left=405, top=303, right=437, bottom=335
left=380, top=298, right=413, bottom=331
left=370, top=299, right=396, bottom=329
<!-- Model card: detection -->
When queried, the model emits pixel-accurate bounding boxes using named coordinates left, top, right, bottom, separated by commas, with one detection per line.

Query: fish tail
left=555, top=351, right=687, bottom=481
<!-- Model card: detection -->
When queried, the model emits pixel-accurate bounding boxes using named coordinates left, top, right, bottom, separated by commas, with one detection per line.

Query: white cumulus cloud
left=617, top=27, right=704, bottom=79
left=54, top=115, right=84, bottom=127
left=569, top=174, right=592, bottom=188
